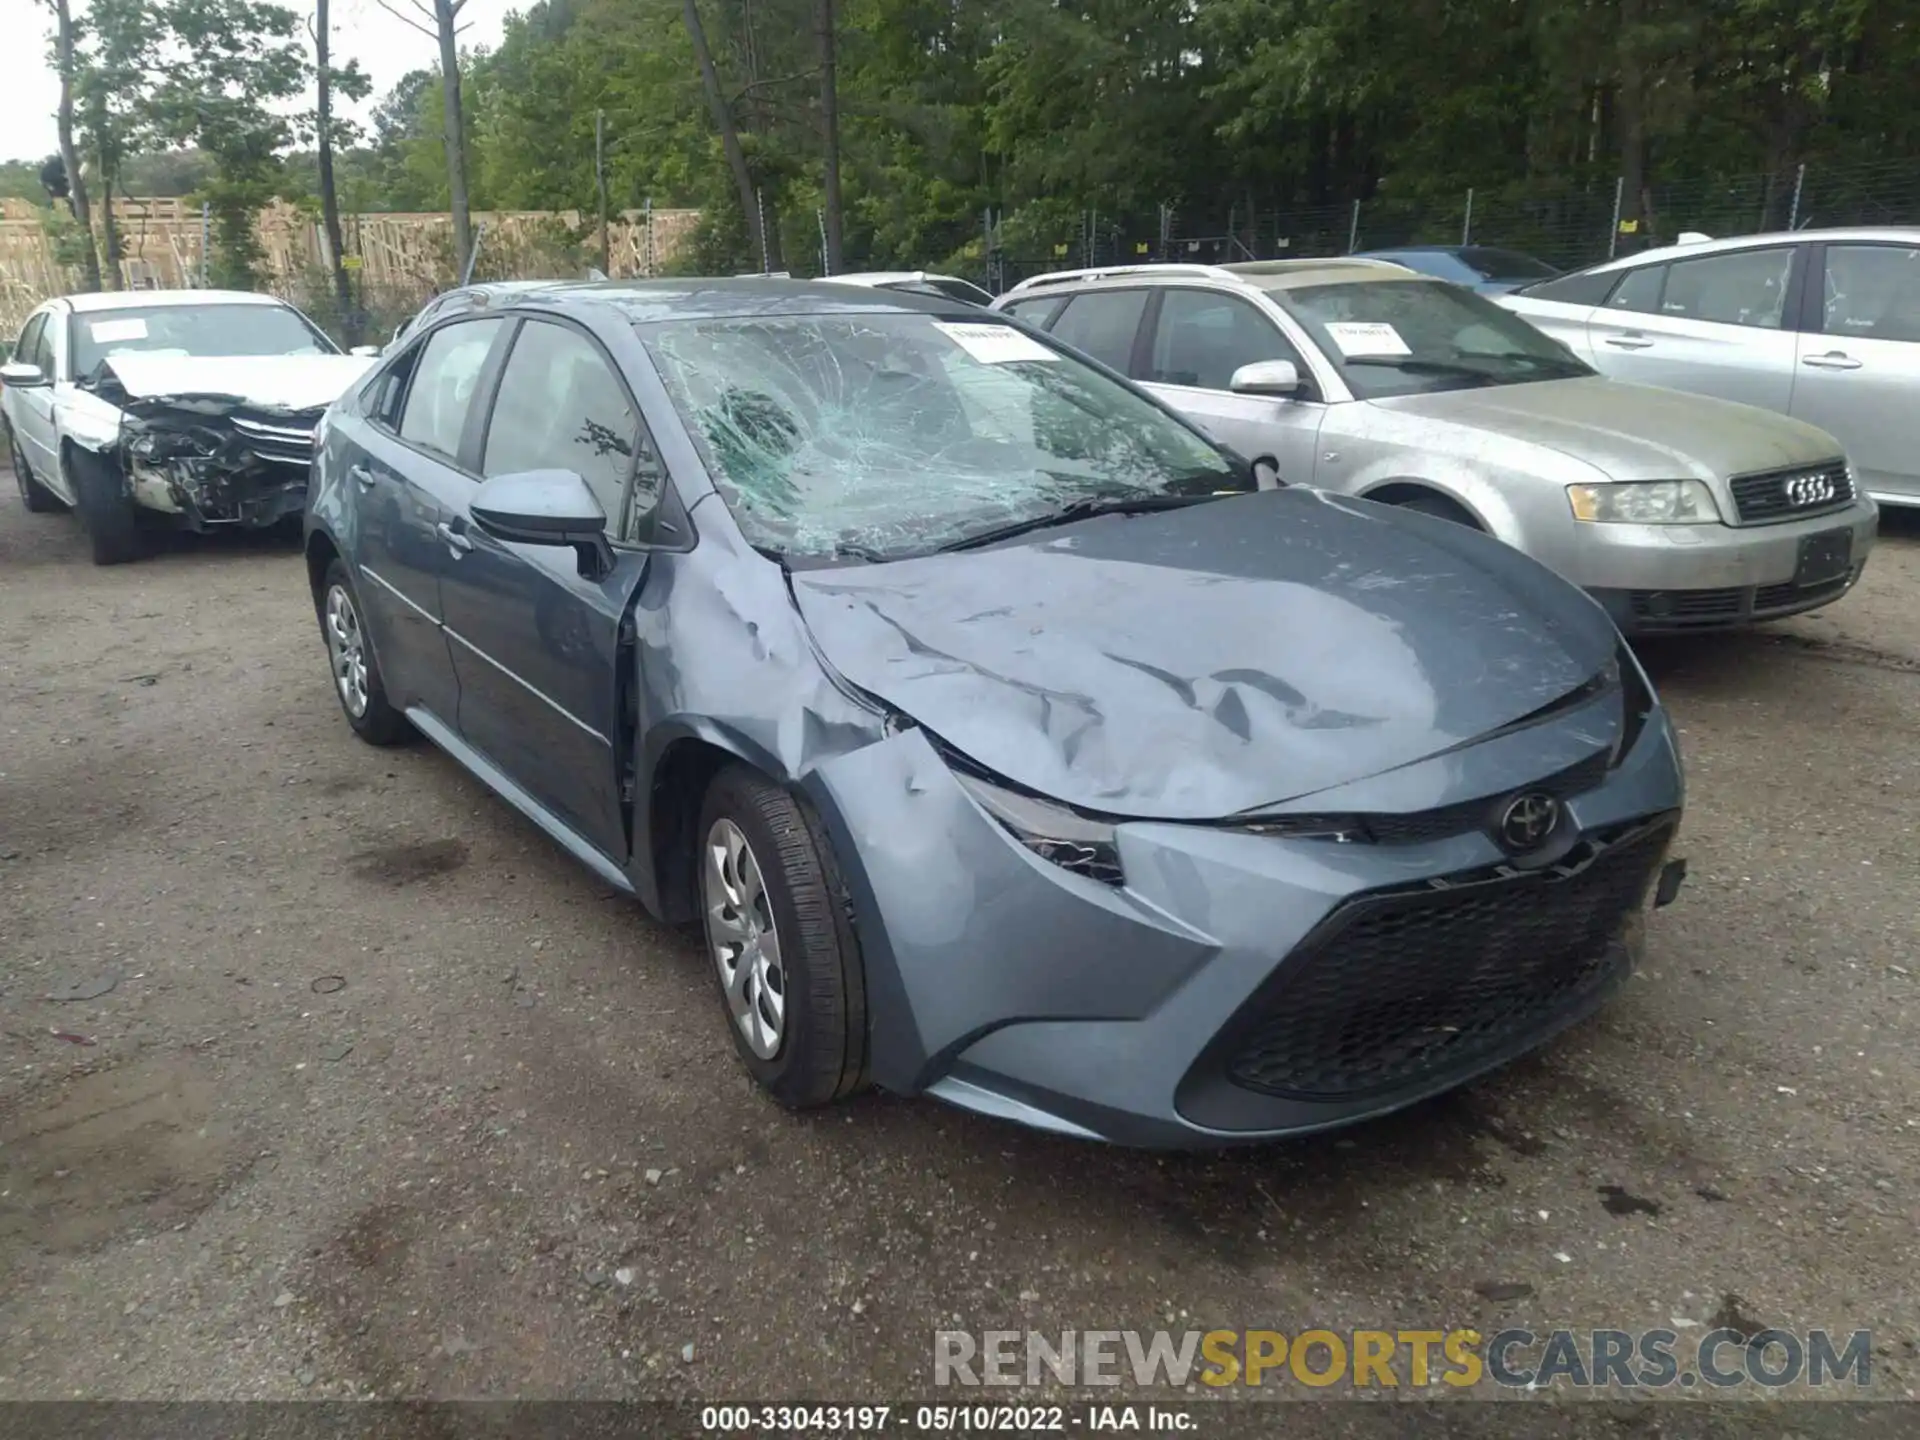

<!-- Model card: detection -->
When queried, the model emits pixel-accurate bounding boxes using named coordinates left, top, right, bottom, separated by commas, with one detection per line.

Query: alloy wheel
left=702, top=817, right=786, bottom=1059
left=324, top=584, right=370, bottom=718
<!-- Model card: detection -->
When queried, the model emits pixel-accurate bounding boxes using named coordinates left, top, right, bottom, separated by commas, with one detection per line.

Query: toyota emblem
left=1787, top=472, right=1835, bottom=507
left=1497, top=792, right=1560, bottom=852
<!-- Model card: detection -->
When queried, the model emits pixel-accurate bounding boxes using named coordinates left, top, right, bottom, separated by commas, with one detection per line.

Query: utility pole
left=595, top=109, right=610, bottom=277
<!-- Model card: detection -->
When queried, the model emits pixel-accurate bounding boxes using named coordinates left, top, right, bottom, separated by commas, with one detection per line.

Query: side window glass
left=398, top=317, right=503, bottom=462
left=482, top=320, right=650, bottom=536
left=1147, top=289, right=1305, bottom=391
left=1820, top=245, right=1920, bottom=344
left=1605, top=265, right=1666, bottom=314
left=14, top=316, right=46, bottom=372
left=366, top=342, right=424, bottom=431
left=31, top=315, right=57, bottom=375
left=999, top=296, right=1065, bottom=329
left=1049, top=290, right=1148, bottom=372
left=1659, top=248, right=1793, bottom=329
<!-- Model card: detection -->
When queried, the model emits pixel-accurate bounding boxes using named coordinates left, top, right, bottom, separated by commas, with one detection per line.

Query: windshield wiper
left=1339, top=356, right=1499, bottom=385
left=1452, top=349, right=1592, bottom=377
left=934, top=493, right=1210, bottom=554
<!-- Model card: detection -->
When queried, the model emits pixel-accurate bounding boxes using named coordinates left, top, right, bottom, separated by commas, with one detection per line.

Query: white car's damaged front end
left=82, top=353, right=377, bottom=530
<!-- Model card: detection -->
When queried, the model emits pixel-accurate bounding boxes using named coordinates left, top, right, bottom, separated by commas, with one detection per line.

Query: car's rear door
left=1134, top=286, right=1325, bottom=485
left=347, top=315, right=506, bottom=725
left=1582, top=243, right=1803, bottom=411
left=1789, top=240, right=1920, bottom=505
left=438, top=314, right=660, bottom=862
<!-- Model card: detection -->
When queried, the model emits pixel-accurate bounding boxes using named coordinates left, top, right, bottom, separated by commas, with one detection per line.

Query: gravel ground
left=1, top=480, right=1915, bottom=1427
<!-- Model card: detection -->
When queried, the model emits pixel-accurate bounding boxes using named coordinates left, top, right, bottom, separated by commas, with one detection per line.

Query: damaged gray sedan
left=304, top=279, right=1687, bottom=1147
left=2, top=290, right=376, bottom=563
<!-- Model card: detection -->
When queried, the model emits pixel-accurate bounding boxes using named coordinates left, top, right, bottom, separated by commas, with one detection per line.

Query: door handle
left=1603, top=335, right=1654, bottom=350
left=1801, top=352, right=1862, bottom=370
left=348, top=464, right=375, bottom=490
left=436, top=521, right=474, bottom=556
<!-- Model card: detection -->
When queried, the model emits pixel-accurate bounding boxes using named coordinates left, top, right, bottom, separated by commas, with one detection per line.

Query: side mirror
left=1, top=360, right=48, bottom=388
left=1229, top=359, right=1302, bottom=397
left=349, top=344, right=381, bottom=358
left=471, top=469, right=615, bottom=577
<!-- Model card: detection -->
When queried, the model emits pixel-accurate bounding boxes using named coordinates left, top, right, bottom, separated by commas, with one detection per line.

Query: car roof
left=825, top=271, right=946, bottom=286
left=504, top=276, right=963, bottom=322
left=1572, top=225, right=1920, bottom=275
left=63, top=289, right=288, bottom=314
left=1000, top=258, right=1422, bottom=299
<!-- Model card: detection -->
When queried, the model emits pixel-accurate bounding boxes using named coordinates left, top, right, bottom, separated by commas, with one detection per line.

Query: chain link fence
left=963, top=157, right=1920, bottom=291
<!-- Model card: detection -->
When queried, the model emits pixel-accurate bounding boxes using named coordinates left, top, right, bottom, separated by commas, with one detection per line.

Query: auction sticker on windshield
left=89, top=318, right=149, bottom=343
left=1324, top=321, right=1411, bottom=358
left=935, top=322, right=1059, bottom=365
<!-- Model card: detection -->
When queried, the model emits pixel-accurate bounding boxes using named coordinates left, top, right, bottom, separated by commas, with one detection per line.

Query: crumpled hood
left=790, top=490, right=1617, bottom=819
left=101, top=353, right=375, bottom=411
left=1373, top=376, right=1842, bottom=482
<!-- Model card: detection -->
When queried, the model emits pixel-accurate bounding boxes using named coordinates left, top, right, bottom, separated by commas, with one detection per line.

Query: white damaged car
left=2, top=290, right=378, bottom=564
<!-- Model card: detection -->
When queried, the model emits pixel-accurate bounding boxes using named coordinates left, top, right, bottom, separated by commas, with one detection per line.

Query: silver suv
left=992, top=261, right=1879, bottom=633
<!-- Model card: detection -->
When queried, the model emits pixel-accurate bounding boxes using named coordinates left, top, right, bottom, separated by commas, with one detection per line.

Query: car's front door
left=1790, top=241, right=1920, bottom=505
left=349, top=316, right=505, bottom=725
left=9, top=313, right=61, bottom=480
left=438, top=316, right=659, bottom=862
left=1583, top=244, right=1803, bottom=412
left=1136, top=287, right=1325, bottom=485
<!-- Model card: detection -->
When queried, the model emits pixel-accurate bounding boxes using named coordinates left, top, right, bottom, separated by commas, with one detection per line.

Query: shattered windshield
left=70, top=304, right=335, bottom=378
left=638, top=311, right=1246, bottom=561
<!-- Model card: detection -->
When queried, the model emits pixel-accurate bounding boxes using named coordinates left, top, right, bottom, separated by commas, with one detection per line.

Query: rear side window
left=1606, top=265, right=1667, bottom=313
left=398, top=317, right=504, bottom=462
left=1049, top=290, right=1149, bottom=372
left=482, top=319, right=650, bottom=534
left=1519, top=269, right=1618, bottom=305
left=1146, top=289, right=1306, bottom=391
left=1658, top=247, right=1794, bottom=329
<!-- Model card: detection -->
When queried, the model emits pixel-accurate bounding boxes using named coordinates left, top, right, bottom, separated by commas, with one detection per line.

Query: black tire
left=696, top=764, right=869, bottom=1108
left=5, top=421, right=66, bottom=513
left=1394, top=492, right=1483, bottom=529
left=318, top=558, right=412, bottom=745
left=67, top=446, right=146, bottom=565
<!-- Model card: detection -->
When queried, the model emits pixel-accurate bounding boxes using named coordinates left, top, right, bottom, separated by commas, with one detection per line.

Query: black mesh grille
left=1754, top=573, right=1852, bottom=612
left=1631, top=587, right=1744, bottom=620
left=1223, top=822, right=1671, bottom=1100
left=1241, top=747, right=1611, bottom=846
left=1729, top=461, right=1852, bottom=525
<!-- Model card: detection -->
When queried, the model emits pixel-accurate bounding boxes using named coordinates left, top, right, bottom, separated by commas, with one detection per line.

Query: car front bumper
left=805, top=691, right=1685, bottom=1149
left=1553, top=499, right=1878, bottom=633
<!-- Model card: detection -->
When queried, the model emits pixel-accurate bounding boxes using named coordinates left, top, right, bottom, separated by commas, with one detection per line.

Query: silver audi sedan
left=994, top=260, right=1879, bottom=634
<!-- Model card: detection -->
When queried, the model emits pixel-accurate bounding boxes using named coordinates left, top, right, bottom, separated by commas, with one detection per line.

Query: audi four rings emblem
left=1498, top=792, right=1560, bottom=851
left=1787, top=472, right=1836, bottom=506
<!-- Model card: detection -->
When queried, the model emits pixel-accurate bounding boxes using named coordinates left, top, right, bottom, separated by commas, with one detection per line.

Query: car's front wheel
left=67, top=446, right=146, bottom=564
left=5, top=422, right=66, bottom=513
left=318, top=559, right=411, bottom=745
left=697, top=764, right=869, bottom=1109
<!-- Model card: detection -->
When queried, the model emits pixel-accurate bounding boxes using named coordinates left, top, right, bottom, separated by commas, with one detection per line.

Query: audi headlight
left=952, top=770, right=1124, bottom=885
left=1566, top=480, right=1721, bottom=524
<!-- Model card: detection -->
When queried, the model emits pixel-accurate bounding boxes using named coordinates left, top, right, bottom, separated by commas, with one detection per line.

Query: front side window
left=14, top=314, right=48, bottom=375
left=638, top=311, right=1245, bottom=562
left=1048, top=290, right=1149, bottom=372
left=1606, top=264, right=1667, bottom=313
left=68, top=303, right=335, bottom=379
left=1658, top=248, right=1794, bottom=329
left=1147, top=289, right=1305, bottom=391
left=483, top=320, right=648, bottom=533
left=1281, top=279, right=1592, bottom=398
left=398, top=317, right=504, bottom=462
left=1819, top=244, right=1920, bottom=344
left=997, top=295, right=1064, bottom=328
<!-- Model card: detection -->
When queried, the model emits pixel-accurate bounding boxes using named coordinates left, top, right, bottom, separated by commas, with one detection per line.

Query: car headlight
left=1566, top=480, right=1721, bottom=524
left=951, top=770, right=1124, bottom=885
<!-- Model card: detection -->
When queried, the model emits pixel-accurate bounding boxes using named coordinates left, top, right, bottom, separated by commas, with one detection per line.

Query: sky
left=0, top=0, right=511, bottom=167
